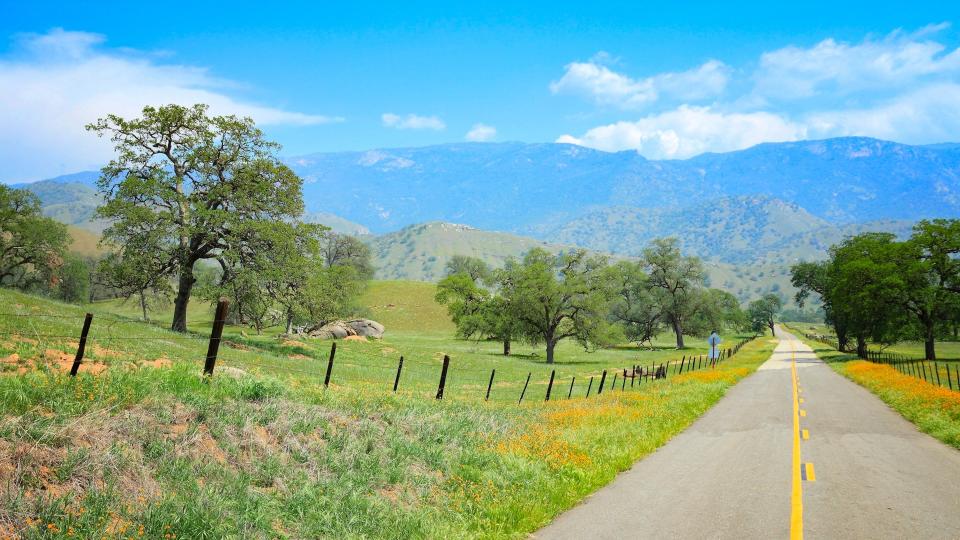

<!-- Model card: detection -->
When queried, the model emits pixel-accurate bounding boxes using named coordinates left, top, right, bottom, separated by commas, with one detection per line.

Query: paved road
left=536, top=328, right=960, bottom=539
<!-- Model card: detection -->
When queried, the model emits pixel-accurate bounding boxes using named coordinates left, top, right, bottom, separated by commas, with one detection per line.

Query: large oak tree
left=88, top=104, right=306, bottom=332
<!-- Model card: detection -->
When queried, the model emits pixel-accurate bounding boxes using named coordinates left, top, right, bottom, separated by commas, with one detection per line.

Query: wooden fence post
left=203, top=299, right=229, bottom=378
left=568, top=376, right=576, bottom=399
left=518, top=372, right=531, bottom=404
left=486, top=369, right=496, bottom=401
left=611, top=372, right=618, bottom=391
left=586, top=376, right=594, bottom=397
left=545, top=370, right=556, bottom=401
left=393, top=356, right=404, bottom=392
left=323, top=342, right=337, bottom=388
left=935, top=362, right=942, bottom=386
left=435, top=355, right=450, bottom=400
left=679, top=357, right=686, bottom=374
left=69, top=313, right=93, bottom=377
left=597, top=370, right=607, bottom=395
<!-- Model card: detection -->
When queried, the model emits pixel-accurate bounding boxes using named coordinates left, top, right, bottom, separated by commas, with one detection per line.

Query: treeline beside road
left=434, top=243, right=780, bottom=364
left=791, top=220, right=960, bottom=360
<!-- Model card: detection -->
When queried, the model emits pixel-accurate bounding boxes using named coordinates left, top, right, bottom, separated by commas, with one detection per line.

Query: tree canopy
left=0, top=185, right=70, bottom=290
left=88, top=104, right=310, bottom=331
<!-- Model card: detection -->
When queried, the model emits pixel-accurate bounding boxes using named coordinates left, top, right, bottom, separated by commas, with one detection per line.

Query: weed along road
left=536, top=327, right=960, bottom=539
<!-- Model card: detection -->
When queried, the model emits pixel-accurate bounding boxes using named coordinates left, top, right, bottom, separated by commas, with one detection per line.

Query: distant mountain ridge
left=285, top=137, right=960, bottom=234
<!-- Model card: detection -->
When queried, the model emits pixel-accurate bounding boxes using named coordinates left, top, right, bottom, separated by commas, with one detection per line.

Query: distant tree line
left=791, top=220, right=960, bottom=360
left=436, top=239, right=771, bottom=364
left=0, top=104, right=370, bottom=333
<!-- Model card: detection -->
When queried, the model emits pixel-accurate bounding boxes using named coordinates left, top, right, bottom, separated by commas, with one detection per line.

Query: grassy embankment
left=788, top=328, right=960, bottom=450
left=0, top=284, right=773, bottom=539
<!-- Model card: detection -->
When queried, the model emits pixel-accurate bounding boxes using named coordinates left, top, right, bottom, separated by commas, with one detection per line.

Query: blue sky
left=2, top=1, right=960, bottom=181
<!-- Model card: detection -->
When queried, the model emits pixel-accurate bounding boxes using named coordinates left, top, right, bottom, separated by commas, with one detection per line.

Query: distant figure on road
left=708, top=331, right=721, bottom=361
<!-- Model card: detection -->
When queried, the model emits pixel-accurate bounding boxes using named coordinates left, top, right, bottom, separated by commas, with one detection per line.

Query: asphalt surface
left=535, top=328, right=960, bottom=539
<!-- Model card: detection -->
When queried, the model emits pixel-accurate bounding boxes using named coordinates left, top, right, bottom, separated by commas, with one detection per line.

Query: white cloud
left=465, top=123, right=496, bottom=141
left=754, top=25, right=960, bottom=100
left=806, top=83, right=960, bottom=142
left=0, top=29, right=342, bottom=182
left=556, top=25, right=960, bottom=157
left=550, top=57, right=730, bottom=110
left=381, top=112, right=446, bottom=130
left=557, top=106, right=805, bottom=159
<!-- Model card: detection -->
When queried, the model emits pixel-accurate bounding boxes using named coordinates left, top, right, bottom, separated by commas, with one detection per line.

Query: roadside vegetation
left=789, top=331, right=960, bottom=450
left=0, top=289, right=774, bottom=538
left=790, top=220, right=960, bottom=360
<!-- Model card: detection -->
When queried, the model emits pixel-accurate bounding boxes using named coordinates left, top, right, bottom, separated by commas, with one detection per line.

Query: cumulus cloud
left=556, top=24, right=960, bottom=157
left=550, top=56, right=730, bottom=109
left=754, top=24, right=960, bottom=101
left=557, top=106, right=805, bottom=159
left=465, top=123, right=496, bottom=141
left=381, top=112, right=446, bottom=130
left=0, top=29, right=341, bottom=182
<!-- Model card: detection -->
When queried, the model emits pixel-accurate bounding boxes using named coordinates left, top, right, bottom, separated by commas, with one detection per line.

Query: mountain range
left=8, top=136, right=955, bottom=307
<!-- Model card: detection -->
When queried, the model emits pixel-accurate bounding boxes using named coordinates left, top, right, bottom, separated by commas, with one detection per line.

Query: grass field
left=788, top=322, right=960, bottom=361
left=790, top=331, right=960, bottom=450
left=0, top=286, right=772, bottom=538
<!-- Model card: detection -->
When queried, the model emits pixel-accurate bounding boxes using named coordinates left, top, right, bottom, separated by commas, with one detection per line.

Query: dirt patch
left=90, top=345, right=123, bottom=359
left=1, top=353, right=19, bottom=364
left=140, top=356, right=172, bottom=369
left=343, top=335, right=366, bottom=342
left=281, top=339, right=308, bottom=348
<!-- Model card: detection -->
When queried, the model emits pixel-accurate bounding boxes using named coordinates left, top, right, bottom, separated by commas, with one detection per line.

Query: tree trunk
left=768, top=321, right=776, bottom=336
left=836, top=325, right=849, bottom=352
left=856, top=335, right=867, bottom=359
left=503, top=339, right=511, bottom=356
left=545, top=339, right=556, bottom=364
left=171, top=264, right=196, bottom=332
left=139, top=291, right=149, bottom=322
left=672, top=318, right=685, bottom=349
left=285, top=309, right=294, bottom=335
left=923, top=320, right=937, bottom=361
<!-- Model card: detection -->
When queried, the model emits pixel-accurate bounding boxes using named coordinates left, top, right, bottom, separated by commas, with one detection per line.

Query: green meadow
left=0, top=283, right=769, bottom=538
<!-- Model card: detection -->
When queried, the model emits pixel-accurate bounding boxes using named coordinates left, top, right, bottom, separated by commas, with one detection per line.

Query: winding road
left=536, top=327, right=960, bottom=539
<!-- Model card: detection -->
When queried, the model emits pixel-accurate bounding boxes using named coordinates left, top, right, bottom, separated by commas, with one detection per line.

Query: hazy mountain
left=286, top=137, right=960, bottom=234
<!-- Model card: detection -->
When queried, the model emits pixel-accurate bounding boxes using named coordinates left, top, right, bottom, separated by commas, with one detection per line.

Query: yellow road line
left=805, top=463, right=816, bottom=482
left=790, top=340, right=804, bottom=540
left=799, top=398, right=804, bottom=404
left=802, top=429, right=809, bottom=440
left=800, top=410, right=806, bottom=417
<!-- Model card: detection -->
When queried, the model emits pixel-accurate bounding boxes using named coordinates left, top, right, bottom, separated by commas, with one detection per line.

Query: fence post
left=393, top=356, right=404, bottom=392
left=518, top=372, right=531, bottom=404
left=435, top=355, right=450, bottom=400
left=630, top=366, right=636, bottom=387
left=935, top=362, right=942, bottom=386
left=323, top=342, right=337, bottom=388
left=568, top=376, right=576, bottom=399
left=611, top=372, right=618, bottom=391
left=621, top=369, right=627, bottom=390
left=586, top=376, right=594, bottom=397
left=545, top=370, right=556, bottom=401
left=597, top=370, right=607, bottom=395
left=69, top=313, right=94, bottom=377
left=947, top=365, right=954, bottom=391
left=679, top=357, right=686, bottom=374
left=485, top=369, right=496, bottom=401
left=203, top=299, right=229, bottom=378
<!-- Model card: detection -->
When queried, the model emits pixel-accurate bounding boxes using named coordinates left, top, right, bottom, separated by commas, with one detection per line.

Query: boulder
left=304, top=318, right=385, bottom=340
left=347, top=319, right=385, bottom=338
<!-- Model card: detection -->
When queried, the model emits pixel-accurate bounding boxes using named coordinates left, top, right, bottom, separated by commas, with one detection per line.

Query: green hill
left=367, top=222, right=587, bottom=281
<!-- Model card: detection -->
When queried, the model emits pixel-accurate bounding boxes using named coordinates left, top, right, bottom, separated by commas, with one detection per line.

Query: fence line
left=798, top=330, right=959, bottom=393
left=1, top=308, right=757, bottom=404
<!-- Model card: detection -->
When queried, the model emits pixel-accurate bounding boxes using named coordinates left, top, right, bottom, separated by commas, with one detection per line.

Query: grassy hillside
left=368, top=222, right=587, bottom=282
left=361, top=280, right=454, bottom=334
left=67, top=226, right=104, bottom=258
left=0, top=288, right=773, bottom=538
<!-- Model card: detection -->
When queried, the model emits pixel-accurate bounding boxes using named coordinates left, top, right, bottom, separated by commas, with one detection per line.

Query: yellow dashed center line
left=790, top=341, right=804, bottom=540
left=801, top=429, right=810, bottom=440
left=800, top=410, right=807, bottom=417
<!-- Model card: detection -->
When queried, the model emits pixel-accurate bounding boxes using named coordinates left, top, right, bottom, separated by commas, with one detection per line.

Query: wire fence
left=798, top=330, right=960, bottom=393
left=0, top=303, right=758, bottom=404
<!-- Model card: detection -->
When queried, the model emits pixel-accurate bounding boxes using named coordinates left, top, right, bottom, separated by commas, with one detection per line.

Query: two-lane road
left=536, top=328, right=960, bottom=539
